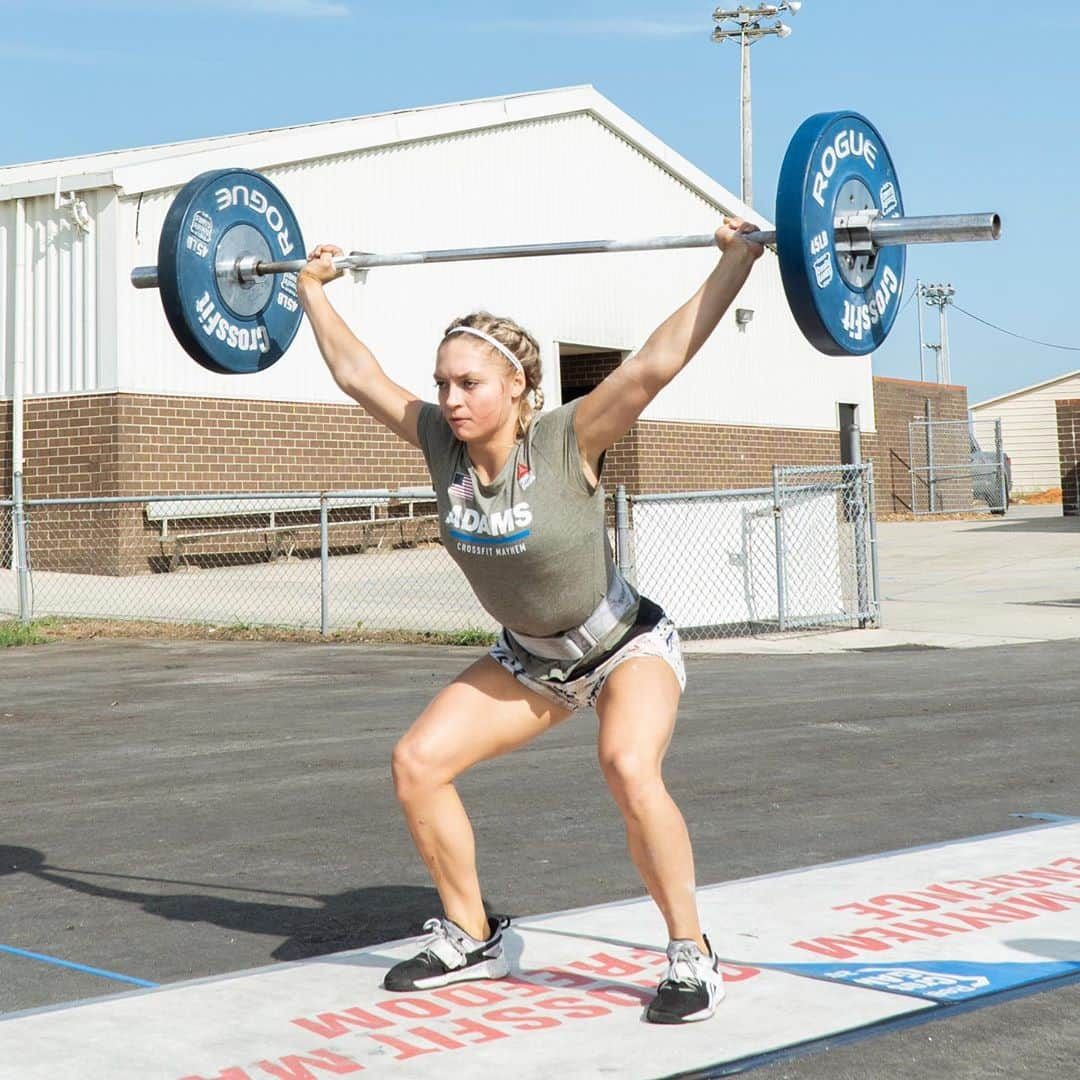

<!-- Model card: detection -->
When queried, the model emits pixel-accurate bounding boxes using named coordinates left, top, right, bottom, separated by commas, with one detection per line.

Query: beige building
left=971, top=370, right=1080, bottom=495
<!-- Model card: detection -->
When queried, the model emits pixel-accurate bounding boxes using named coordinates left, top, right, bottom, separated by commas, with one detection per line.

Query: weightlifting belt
left=507, top=571, right=638, bottom=662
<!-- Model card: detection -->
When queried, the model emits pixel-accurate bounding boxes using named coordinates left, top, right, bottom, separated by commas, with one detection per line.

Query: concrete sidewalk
left=686, top=505, right=1080, bottom=655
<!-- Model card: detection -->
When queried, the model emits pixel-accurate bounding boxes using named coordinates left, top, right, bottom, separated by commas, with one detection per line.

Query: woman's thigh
left=595, top=656, right=683, bottom=769
left=398, top=655, right=573, bottom=784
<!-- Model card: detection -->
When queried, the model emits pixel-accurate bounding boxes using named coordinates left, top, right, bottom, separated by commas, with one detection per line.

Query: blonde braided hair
left=442, top=313, right=544, bottom=438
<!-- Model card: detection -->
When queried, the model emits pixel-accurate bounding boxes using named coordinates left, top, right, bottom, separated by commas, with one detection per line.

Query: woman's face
left=435, top=337, right=523, bottom=443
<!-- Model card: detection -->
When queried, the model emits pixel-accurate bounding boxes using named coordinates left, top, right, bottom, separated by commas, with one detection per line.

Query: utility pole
left=712, top=2, right=803, bottom=209
left=923, top=282, right=956, bottom=384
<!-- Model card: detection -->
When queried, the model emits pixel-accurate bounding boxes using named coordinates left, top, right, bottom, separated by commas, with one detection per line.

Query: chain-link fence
left=1, top=490, right=493, bottom=635
left=1, top=501, right=12, bottom=589
left=909, top=417, right=1008, bottom=515
left=2, top=470, right=879, bottom=640
left=625, top=464, right=878, bottom=639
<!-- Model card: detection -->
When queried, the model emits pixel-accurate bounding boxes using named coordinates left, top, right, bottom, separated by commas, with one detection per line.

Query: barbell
left=131, top=110, right=1001, bottom=375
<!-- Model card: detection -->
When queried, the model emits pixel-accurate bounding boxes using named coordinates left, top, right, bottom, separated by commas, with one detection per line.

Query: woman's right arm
left=297, top=244, right=424, bottom=449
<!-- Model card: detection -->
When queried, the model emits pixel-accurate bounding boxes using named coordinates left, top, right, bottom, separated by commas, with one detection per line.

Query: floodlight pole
left=712, top=3, right=803, bottom=209
left=923, top=282, right=956, bottom=384
left=740, top=26, right=753, bottom=207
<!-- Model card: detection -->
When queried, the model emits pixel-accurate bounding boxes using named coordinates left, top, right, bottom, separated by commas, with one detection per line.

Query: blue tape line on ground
left=0, top=944, right=157, bottom=988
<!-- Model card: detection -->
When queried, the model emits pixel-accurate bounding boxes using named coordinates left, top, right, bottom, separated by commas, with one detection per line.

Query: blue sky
left=3, top=0, right=1077, bottom=404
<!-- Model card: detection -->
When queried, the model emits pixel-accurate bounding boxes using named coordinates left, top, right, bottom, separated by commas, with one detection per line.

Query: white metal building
left=971, top=369, right=1080, bottom=495
left=0, top=85, right=873, bottom=437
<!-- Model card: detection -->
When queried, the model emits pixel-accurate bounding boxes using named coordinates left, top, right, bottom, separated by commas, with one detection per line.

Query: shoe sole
left=645, top=985, right=725, bottom=1024
left=645, top=1005, right=717, bottom=1024
left=384, top=956, right=509, bottom=992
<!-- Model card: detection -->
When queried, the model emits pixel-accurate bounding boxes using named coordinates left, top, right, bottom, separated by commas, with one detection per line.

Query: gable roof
left=971, top=368, right=1080, bottom=409
left=0, top=85, right=760, bottom=224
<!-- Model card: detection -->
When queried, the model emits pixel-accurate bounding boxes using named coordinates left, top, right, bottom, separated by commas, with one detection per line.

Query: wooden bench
left=145, top=492, right=438, bottom=570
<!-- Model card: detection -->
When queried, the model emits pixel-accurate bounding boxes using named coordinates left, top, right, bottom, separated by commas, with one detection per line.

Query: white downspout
left=12, top=197, right=31, bottom=622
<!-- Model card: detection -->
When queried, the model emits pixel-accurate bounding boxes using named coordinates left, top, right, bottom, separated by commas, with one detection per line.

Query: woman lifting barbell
left=296, top=217, right=763, bottom=1025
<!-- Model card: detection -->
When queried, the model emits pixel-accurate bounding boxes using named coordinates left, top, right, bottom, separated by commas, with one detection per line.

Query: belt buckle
left=566, top=626, right=597, bottom=658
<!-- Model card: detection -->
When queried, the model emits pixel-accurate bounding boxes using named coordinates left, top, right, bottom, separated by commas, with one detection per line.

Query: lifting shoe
left=383, top=915, right=510, bottom=992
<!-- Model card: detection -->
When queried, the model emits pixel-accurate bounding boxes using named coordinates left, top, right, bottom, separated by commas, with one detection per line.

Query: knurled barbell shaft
left=129, top=212, right=1001, bottom=290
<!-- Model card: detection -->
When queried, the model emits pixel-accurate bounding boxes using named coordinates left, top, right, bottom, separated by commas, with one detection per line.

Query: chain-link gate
left=909, top=416, right=1007, bottom=515
left=623, top=464, right=879, bottom=639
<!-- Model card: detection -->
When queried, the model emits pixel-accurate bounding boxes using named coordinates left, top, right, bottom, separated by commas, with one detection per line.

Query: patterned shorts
left=489, top=614, right=686, bottom=712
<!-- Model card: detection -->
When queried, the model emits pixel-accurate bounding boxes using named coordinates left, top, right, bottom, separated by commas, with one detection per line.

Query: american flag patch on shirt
left=448, top=471, right=474, bottom=501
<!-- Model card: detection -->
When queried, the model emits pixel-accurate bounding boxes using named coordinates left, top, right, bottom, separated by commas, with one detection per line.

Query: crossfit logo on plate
left=214, top=184, right=296, bottom=257
left=812, top=129, right=878, bottom=208
left=841, top=264, right=900, bottom=341
left=194, top=291, right=271, bottom=354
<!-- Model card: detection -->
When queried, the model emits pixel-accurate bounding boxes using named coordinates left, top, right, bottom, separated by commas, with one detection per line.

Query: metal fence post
left=995, top=418, right=1007, bottom=511
left=614, top=485, right=636, bottom=586
left=772, top=466, right=788, bottom=633
left=12, top=471, right=31, bottom=625
left=909, top=422, right=917, bottom=514
left=850, top=466, right=871, bottom=628
left=319, top=494, right=329, bottom=635
left=867, top=461, right=882, bottom=627
left=925, top=399, right=937, bottom=513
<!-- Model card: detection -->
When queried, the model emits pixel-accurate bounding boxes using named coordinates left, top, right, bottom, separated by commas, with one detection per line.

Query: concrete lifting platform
left=2, top=820, right=1079, bottom=1079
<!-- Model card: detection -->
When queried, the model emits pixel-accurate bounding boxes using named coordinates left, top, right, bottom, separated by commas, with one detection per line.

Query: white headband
left=446, top=326, right=524, bottom=374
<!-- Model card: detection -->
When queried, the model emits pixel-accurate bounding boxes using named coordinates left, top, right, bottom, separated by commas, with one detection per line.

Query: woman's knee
left=391, top=732, right=453, bottom=802
left=599, top=748, right=664, bottom=815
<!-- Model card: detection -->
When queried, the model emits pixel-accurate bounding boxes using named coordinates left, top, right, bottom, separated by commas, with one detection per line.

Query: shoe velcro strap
left=427, top=934, right=467, bottom=969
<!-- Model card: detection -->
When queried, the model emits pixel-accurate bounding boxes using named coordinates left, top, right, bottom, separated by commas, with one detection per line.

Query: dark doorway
left=839, top=402, right=862, bottom=465
left=559, top=345, right=625, bottom=403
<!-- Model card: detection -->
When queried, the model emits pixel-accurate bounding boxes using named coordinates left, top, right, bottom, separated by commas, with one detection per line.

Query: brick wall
left=0, top=402, right=10, bottom=496
left=4, top=394, right=436, bottom=575
left=870, top=377, right=970, bottom=513
left=5, top=391, right=872, bottom=503
left=0, top=402, right=9, bottom=569
left=604, top=420, right=847, bottom=494
left=11, top=393, right=431, bottom=499
left=1055, top=399, right=1080, bottom=516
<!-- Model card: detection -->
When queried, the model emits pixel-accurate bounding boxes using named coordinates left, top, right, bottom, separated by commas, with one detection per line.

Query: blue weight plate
left=157, top=169, right=305, bottom=374
left=776, top=111, right=905, bottom=357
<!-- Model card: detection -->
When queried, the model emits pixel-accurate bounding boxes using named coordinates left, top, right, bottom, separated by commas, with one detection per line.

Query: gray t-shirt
left=416, top=400, right=638, bottom=676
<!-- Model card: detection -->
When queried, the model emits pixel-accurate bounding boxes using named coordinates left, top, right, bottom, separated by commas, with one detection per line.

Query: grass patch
left=414, top=628, right=498, bottom=647
left=0, top=617, right=498, bottom=648
left=0, top=620, right=53, bottom=647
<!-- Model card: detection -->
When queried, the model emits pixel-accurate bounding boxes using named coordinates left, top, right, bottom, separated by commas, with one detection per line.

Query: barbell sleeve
left=862, top=212, right=1000, bottom=247
left=131, top=266, right=162, bottom=290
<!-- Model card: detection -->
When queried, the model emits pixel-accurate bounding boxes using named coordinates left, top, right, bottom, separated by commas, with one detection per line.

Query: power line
left=952, top=303, right=1080, bottom=352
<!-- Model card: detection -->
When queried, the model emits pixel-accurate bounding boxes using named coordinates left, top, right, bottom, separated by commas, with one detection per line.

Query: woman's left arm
left=574, top=219, right=763, bottom=477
